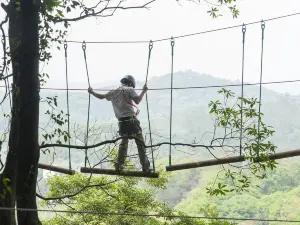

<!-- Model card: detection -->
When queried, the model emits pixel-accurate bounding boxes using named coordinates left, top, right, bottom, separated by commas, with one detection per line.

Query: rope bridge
left=23, top=13, right=300, bottom=178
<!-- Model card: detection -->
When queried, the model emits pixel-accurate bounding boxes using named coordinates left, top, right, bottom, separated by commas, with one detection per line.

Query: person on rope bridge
left=88, top=75, right=152, bottom=173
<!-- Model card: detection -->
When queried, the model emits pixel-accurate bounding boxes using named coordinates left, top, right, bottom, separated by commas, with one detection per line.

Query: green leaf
left=6, top=186, right=12, bottom=193
left=72, top=0, right=80, bottom=7
left=44, top=0, right=62, bottom=8
left=56, top=9, right=64, bottom=17
left=54, top=98, right=57, bottom=106
left=3, top=178, right=10, bottom=186
left=0, top=193, right=5, bottom=200
left=15, top=1, right=21, bottom=11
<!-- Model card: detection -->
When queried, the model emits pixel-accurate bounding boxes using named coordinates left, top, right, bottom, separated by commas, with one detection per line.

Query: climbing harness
left=121, top=88, right=140, bottom=116
left=118, top=115, right=140, bottom=137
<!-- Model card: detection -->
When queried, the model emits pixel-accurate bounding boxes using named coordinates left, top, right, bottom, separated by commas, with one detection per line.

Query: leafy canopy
left=42, top=171, right=236, bottom=225
left=206, top=88, right=277, bottom=196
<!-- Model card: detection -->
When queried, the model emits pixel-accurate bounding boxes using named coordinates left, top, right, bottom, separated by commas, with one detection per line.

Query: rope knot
left=82, top=41, right=87, bottom=50
left=149, top=40, right=153, bottom=50
left=242, top=24, right=246, bottom=33
left=64, top=40, right=68, bottom=50
left=261, top=20, right=265, bottom=29
left=170, top=37, right=175, bottom=47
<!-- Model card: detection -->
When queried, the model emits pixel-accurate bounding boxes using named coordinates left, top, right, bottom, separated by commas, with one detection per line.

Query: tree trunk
left=0, top=68, right=20, bottom=225
left=0, top=1, right=21, bottom=224
left=16, top=0, right=41, bottom=224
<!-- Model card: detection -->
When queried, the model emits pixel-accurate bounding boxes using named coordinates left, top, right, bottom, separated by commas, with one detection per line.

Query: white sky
left=4, top=0, right=300, bottom=94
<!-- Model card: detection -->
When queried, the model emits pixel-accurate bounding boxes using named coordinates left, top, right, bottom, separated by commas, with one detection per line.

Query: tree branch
left=0, top=73, right=13, bottom=80
left=52, top=0, right=156, bottom=23
left=36, top=179, right=120, bottom=201
left=40, top=136, right=239, bottom=150
left=0, top=15, right=8, bottom=78
left=0, top=156, right=3, bottom=171
left=0, top=3, right=10, bottom=14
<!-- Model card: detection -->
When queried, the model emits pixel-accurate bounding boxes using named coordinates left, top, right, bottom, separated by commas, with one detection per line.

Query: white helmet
left=120, top=75, right=136, bottom=88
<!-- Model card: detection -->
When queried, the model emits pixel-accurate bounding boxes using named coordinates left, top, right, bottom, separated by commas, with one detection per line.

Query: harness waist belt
left=118, top=116, right=136, bottom=122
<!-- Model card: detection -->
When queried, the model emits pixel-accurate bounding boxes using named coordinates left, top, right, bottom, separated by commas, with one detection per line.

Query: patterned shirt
left=106, top=85, right=139, bottom=119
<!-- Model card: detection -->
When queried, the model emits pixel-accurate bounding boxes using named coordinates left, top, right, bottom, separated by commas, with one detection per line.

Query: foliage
left=155, top=158, right=201, bottom=207
left=206, top=0, right=240, bottom=18
left=16, top=0, right=243, bottom=71
left=42, top=172, right=236, bottom=225
left=0, top=177, right=12, bottom=200
left=175, top=161, right=300, bottom=225
left=40, top=95, right=70, bottom=155
left=206, top=88, right=277, bottom=196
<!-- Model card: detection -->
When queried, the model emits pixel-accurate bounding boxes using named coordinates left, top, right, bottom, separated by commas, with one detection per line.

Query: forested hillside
left=2, top=70, right=300, bottom=224
left=37, top=71, right=300, bottom=223
left=173, top=160, right=300, bottom=225
left=38, top=70, right=300, bottom=164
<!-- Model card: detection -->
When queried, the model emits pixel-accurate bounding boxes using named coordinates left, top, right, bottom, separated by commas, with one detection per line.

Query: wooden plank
left=166, top=156, right=245, bottom=171
left=166, top=149, right=300, bottom=171
left=38, top=163, right=75, bottom=175
left=264, top=149, right=300, bottom=161
left=80, top=167, right=159, bottom=178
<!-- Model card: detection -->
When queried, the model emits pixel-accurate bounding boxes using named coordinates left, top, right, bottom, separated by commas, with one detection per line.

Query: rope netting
left=1, top=12, right=300, bottom=177
left=0, top=10, right=300, bottom=224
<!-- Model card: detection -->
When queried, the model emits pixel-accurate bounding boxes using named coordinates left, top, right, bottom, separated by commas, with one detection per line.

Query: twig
left=51, top=0, right=156, bottom=23
left=40, top=137, right=239, bottom=150
left=0, top=15, right=8, bottom=78
left=0, top=73, right=13, bottom=80
left=37, top=179, right=119, bottom=201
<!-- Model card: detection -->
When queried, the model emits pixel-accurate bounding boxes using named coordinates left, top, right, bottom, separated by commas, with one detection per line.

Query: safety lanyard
left=122, top=88, right=140, bottom=116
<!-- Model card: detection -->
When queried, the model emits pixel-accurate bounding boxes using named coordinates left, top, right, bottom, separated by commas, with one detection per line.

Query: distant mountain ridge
left=1, top=70, right=300, bottom=166
left=2, top=71, right=300, bottom=218
left=36, top=71, right=300, bottom=151
left=0, top=71, right=298, bottom=145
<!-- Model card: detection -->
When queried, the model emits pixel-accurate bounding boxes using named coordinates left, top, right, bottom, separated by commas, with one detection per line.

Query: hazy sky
left=3, top=0, right=300, bottom=94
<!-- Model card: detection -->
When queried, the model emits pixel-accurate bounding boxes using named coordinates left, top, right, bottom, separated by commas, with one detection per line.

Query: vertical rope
left=82, top=41, right=91, bottom=167
left=145, top=40, right=155, bottom=171
left=145, top=41, right=153, bottom=83
left=169, top=37, right=175, bottom=166
left=257, top=21, right=265, bottom=154
left=240, top=24, right=246, bottom=156
left=64, top=41, right=71, bottom=170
